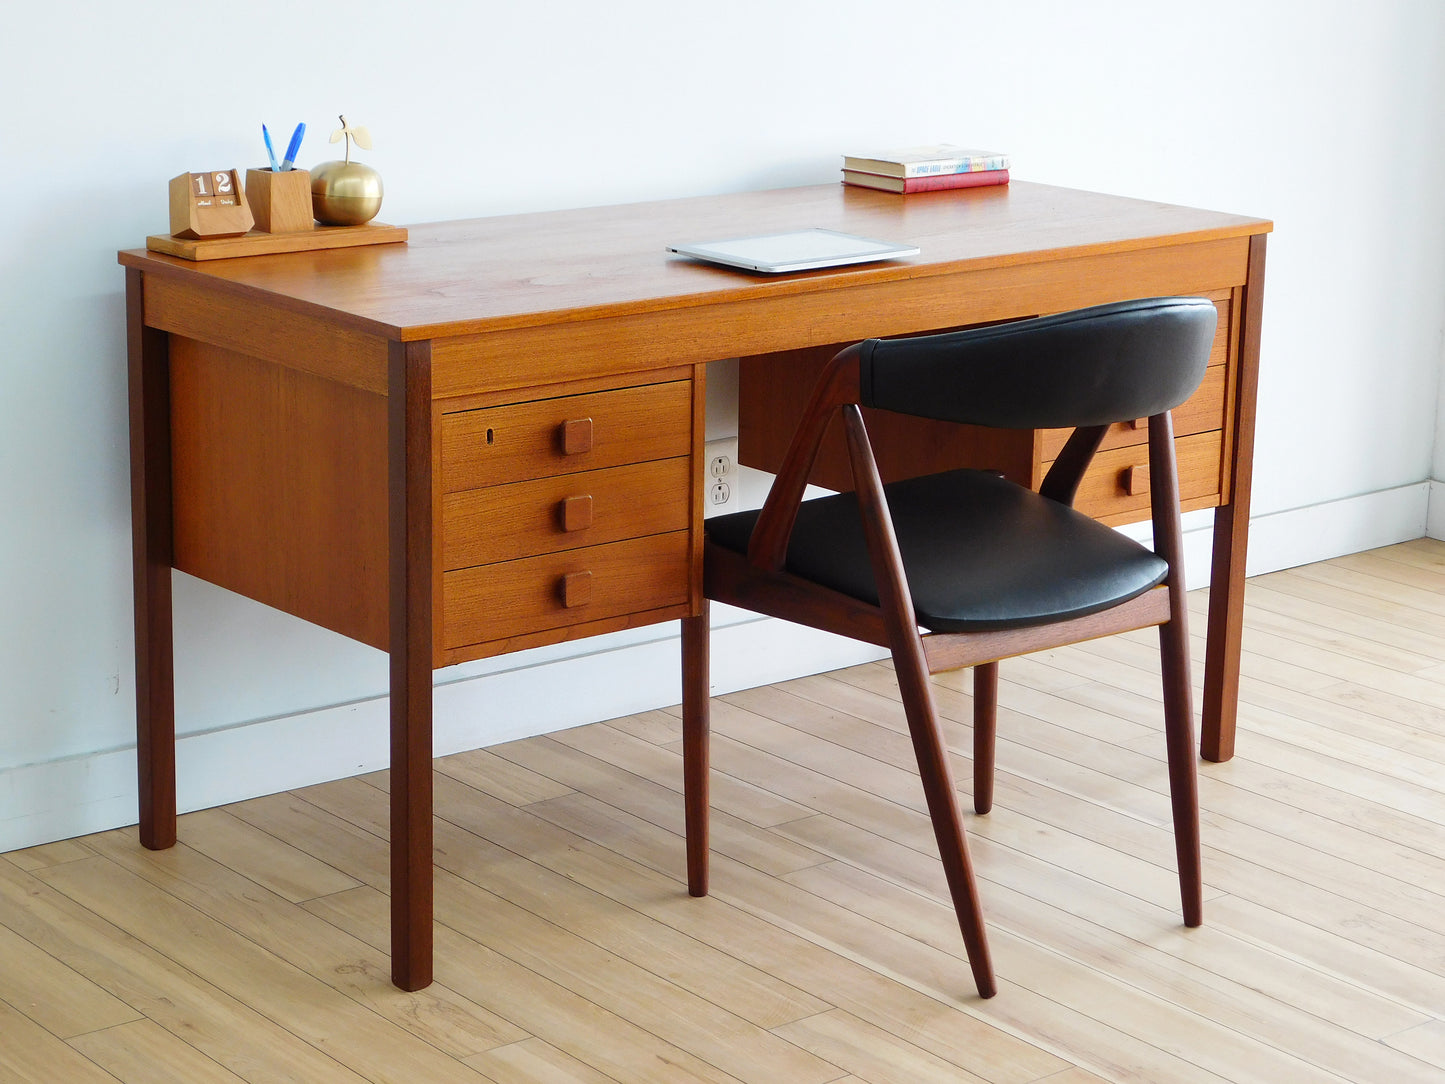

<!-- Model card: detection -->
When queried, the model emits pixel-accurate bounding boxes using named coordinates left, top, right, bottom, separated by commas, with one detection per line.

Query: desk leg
left=1201, top=234, right=1267, bottom=763
left=389, top=340, right=434, bottom=991
left=126, top=270, right=176, bottom=850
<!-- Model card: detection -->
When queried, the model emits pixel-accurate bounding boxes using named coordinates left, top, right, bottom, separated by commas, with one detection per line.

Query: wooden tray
left=146, top=222, right=407, bottom=261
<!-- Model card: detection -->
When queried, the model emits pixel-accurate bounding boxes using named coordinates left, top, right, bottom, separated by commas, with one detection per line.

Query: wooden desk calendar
left=119, top=181, right=1270, bottom=991
left=168, top=169, right=253, bottom=238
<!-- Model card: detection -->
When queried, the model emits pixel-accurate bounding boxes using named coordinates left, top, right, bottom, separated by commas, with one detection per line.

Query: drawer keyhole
left=486, top=428, right=494, bottom=445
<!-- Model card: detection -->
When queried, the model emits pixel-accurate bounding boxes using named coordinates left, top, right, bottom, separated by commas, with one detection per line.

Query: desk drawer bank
left=120, top=181, right=1269, bottom=991
left=741, top=291, right=1237, bottom=525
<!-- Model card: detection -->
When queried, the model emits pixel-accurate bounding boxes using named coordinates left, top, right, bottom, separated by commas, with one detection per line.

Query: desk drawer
left=1061, top=430, right=1223, bottom=524
left=442, top=531, right=690, bottom=650
left=442, top=381, right=693, bottom=492
left=442, top=457, right=691, bottom=568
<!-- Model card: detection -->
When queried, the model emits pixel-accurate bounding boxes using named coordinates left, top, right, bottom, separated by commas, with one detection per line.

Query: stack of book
left=842, top=145, right=1011, bottom=194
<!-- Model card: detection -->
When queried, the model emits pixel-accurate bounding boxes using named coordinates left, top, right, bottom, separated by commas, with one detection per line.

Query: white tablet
left=667, top=228, right=920, bottom=273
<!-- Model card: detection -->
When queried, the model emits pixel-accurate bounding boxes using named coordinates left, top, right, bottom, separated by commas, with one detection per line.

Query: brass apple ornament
left=311, top=115, right=384, bottom=226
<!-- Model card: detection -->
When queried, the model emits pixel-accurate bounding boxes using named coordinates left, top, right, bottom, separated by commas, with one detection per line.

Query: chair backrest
left=858, top=297, right=1218, bottom=430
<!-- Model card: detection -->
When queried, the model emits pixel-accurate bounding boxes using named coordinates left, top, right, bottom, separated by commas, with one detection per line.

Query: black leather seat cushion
left=705, top=469, right=1168, bottom=632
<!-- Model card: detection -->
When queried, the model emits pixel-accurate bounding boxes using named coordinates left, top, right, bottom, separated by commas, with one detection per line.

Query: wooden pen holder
left=245, top=168, right=314, bottom=233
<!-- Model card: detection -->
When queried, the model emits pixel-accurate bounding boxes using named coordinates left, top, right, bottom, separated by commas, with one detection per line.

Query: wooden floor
left=5, top=540, right=1445, bottom=1083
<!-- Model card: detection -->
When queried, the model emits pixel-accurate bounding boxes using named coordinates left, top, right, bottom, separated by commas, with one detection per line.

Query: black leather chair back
left=858, top=297, right=1218, bottom=430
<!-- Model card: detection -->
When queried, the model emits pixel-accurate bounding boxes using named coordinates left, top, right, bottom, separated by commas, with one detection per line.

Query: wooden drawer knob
left=560, top=495, right=593, bottom=532
left=559, top=570, right=592, bottom=608
left=561, top=418, right=593, bottom=455
left=1124, top=464, right=1150, bottom=496
left=1130, top=417, right=1148, bottom=430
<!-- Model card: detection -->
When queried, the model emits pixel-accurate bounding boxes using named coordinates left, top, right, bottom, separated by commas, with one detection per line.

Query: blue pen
left=280, top=123, right=306, bottom=172
left=262, top=124, right=280, bottom=172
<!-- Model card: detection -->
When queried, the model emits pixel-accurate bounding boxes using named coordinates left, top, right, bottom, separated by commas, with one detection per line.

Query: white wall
left=3, top=1, right=1445, bottom=850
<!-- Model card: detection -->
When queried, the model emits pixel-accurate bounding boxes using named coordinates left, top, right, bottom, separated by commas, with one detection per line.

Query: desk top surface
left=120, top=181, right=1270, bottom=342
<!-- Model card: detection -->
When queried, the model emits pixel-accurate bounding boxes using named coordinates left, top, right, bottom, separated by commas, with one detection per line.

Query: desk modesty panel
left=120, top=181, right=1271, bottom=991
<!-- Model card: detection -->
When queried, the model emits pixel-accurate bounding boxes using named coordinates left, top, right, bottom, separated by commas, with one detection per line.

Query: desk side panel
left=169, top=337, right=389, bottom=649
left=146, top=275, right=390, bottom=394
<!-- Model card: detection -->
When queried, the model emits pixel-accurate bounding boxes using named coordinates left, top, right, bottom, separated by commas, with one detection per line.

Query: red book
left=842, top=168, right=1010, bottom=194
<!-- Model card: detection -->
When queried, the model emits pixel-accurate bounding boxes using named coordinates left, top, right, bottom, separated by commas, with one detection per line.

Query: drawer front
left=1062, top=430, right=1223, bottom=524
left=443, top=531, right=691, bottom=650
left=442, top=380, right=693, bottom=492
left=442, top=457, right=691, bottom=569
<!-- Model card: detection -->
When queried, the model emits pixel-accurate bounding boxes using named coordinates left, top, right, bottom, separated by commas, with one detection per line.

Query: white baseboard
left=1427, top=480, right=1445, bottom=540
left=1, top=482, right=1431, bottom=854
left=0, top=610, right=882, bottom=854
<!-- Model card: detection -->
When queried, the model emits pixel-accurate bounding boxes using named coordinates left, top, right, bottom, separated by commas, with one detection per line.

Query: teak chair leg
left=840, top=405, right=995, bottom=998
left=1149, top=410, right=1203, bottom=927
left=972, top=662, right=998, bottom=815
left=1159, top=613, right=1202, bottom=926
left=893, top=647, right=997, bottom=998
left=682, top=602, right=711, bottom=897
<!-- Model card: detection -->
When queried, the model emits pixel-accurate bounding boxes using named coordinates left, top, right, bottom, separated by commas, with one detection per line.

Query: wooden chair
left=680, top=297, right=1217, bottom=999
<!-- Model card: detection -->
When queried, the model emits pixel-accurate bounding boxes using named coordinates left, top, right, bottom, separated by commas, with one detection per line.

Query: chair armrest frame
left=747, top=343, right=864, bottom=571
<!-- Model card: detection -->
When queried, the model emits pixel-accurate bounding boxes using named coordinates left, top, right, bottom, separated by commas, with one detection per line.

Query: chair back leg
left=682, top=602, right=711, bottom=897
left=972, top=662, right=998, bottom=815
left=1149, top=412, right=1203, bottom=926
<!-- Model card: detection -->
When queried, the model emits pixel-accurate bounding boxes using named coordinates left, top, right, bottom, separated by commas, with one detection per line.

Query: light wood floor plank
left=0, top=919, right=140, bottom=1039
left=772, top=1008, right=993, bottom=1084
left=1383, top=1019, right=1445, bottom=1072
left=0, top=1000, right=122, bottom=1084
left=427, top=777, right=832, bottom=1030
left=463, top=1037, right=616, bottom=1083
left=68, top=1018, right=250, bottom=1084
left=436, top=747, right=575, bottom=807
left=82, top=824, right=526, bottom=1060
left=32, top=857, right=496, bottom=1084
left=4, top=541, right=1444, bottom=1083
left=3, top=837, right=97, bottom=871
left=0, top=860, right=371, bottom=1083
left=307, top=885, right=755, bottom=1084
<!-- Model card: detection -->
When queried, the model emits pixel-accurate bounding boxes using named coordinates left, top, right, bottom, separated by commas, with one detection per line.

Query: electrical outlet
left=703, top=437, right=739, bottom=517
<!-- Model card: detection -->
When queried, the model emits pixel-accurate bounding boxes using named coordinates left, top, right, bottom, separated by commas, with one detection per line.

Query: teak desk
left=120, top=181, right=1271, bottom=991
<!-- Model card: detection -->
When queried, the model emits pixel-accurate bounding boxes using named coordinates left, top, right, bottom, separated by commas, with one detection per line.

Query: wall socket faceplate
left=703, top=437, right=739, bottom=517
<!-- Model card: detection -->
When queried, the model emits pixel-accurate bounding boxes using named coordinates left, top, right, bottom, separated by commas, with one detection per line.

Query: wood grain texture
left=440, top=380, right=692, bottom=492
left=168, top=336, right=389, bottom=650
left=145, top=223, right=406, bottom=261
left=140, top=272, right=391, bottom=394
left=7, top=540, right=1444, bottom=1084
left=442, top=457, right=690, bottom=569
left=122, top=182, right=1266, bottom=341
left=390, top=339, right=435, bottom=991
left=118, top=182, right=1272, bottom=1007
left=442, top=531, right=690, bottom=651
left=1203, top=234, right=1269, bottom=761
left=126, top=268, right=176, bottom=852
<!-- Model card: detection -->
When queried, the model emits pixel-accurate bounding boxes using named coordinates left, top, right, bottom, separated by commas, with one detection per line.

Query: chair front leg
left=841, top=405, right=996, bottom=998
left=682, top=601, right=711, bottom=897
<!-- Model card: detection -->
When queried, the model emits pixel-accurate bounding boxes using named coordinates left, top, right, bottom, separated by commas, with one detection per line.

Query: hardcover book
left=843, top=144, right=1011, bottom=178
left=843, top=169, right=1010, bottom=193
